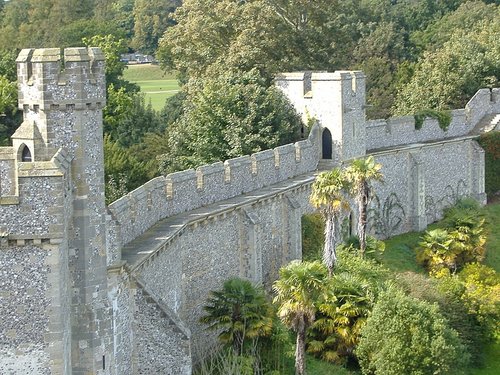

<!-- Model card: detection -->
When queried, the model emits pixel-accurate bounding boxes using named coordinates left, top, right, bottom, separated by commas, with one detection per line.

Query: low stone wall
left=366, top=88, right=500, bottom=151
left=107, top=125, right=320, bottom=254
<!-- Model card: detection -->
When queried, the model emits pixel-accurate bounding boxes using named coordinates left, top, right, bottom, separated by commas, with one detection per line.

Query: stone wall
left=132, top=280, right=191, bottom=374
left=107, top=125, right=320, bottom=253
left=367, top=138, right=486, bottom=239
left=365, top=88, right=500, bottom=151
left=133, top=180, right=314, bottom=362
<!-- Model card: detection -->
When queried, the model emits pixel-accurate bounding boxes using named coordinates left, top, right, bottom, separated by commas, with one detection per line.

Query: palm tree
left=345, top=156, right=383, bottom=257
left=416, top=228, right=455, bottom=273
left=308, top=272, right=374, bottom=364
left=310, top=168, right=350, bottom=276
left=200, top=277, right=273, bottom=355
left=273, top=260, right=328, bottom=375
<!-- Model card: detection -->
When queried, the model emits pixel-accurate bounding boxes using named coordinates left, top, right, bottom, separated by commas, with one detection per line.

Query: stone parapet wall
left=366, top=88, right=500, bottom=151
left=107, top=125, right=320, bottom=253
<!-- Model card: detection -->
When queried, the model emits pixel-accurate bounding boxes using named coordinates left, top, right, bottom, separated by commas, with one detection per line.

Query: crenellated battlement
left=16, top=47, right=106, bottom=110
left=366, top=88, right=500, bottom=151
left=107, top=127, right=320, bottom=251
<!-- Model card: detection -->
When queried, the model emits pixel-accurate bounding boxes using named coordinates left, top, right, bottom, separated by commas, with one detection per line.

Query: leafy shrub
left=356, top=287, right=469, bottom=375
left=200, top=277, right=273, bottom=354
left=477, top=132, right=500, bottom=197
left=396, top=272, right=486, bottom=366
left=458, top=263, right=500, bottom=340
left=416, top=201, right=486, bottom=274
left=339, top=235, right=386, bottom=258
left=301, top=213, right=324, bottom=261
left=193, top=347, right=254, bottom=375
left=414, top=109, right=451, bottom=130
left=307, top=251, right=389, bottom=365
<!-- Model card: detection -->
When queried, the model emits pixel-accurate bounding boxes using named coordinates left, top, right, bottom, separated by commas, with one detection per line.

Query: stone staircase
left=471, top=113, right=500, bottom=135
left=317, top=159, right=338, bottom=171
left=133, top=277, right=192, bottom=374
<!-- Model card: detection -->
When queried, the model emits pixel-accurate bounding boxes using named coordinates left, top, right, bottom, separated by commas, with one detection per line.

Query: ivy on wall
left=414, top=109, right=452, bottom=131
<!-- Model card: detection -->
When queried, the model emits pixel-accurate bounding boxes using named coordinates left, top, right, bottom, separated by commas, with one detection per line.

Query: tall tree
left=345, top=156, right=383, bottom=257
left=157, top=68, right=301, bottom=174
left=310, top=168, right=350, bottom=276
left=131, top=0, right=180, bottom=55
left=158, top=0, right=365, bottom=80
left=393, top=15, right=500, bottom=114
left=273, top=260, right=328, bottom=375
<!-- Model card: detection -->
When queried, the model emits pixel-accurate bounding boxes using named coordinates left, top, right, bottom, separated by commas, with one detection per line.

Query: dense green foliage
left=478, top=131, right=500, bottom=197
left=414, top=109, right=451, bottom=130
left=200, top=277, right=273, bottom=354
left=307, top=251, right=389, bottom=365
left=157, top=69, right=301, bottom=174
left=416, top=200, right=487, bottom=274
left=356, top=287, right=469, bottom=375
left=299, top=199, right=499, bottom=373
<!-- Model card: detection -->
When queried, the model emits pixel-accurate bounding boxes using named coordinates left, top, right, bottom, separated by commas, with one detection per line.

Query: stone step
left=471, top=113, right=500, bottom=134
left=317, top=159, right=338, bottom=171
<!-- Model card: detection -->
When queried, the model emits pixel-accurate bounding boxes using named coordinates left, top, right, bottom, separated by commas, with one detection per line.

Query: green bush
left=338, top=235, right=386, bottom=258
left=477, top=132, right=500, bottom=198
left=396, top=272, right=486, bottom=366
left=307, top=251, right=389, bottom=365
left=301, top=213, right=324, bottom=261
left=414, top=109, right=451, bottom=130
left=458, top=263, right=500, bottom=340
left=200, top=277, right=273, bottom=354
left=356, top=287, right=469, bottom=375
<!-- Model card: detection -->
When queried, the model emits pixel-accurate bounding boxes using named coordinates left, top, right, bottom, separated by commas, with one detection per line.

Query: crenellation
left=224, top=155, right=253, bottom=194
left=274, top=143, right=296, bottom=180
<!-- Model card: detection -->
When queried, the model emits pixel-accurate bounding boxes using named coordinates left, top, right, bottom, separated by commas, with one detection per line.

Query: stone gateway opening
left=322, top=128, right=332, bottom=159
left=21, top=144, right=32, bottom=162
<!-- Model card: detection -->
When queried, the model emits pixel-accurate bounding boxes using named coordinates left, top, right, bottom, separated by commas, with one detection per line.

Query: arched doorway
left=20, top=144, right=32, bottom=162
left=322, top=128, right=332, bottom=159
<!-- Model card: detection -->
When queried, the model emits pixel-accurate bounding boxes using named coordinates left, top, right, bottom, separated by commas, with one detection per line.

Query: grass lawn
left=123, top=64, right=180, bottom=110
left=469, top=341, right=500, bottom=375
left=484, top=202, right=500, bottom=272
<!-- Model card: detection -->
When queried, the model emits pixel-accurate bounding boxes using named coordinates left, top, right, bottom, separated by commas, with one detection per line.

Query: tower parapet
left=275, top=71, right=366, bottom=163
left=15, top=47, right=106, bottom=162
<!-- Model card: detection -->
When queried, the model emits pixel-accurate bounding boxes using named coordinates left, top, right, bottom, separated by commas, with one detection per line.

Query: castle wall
left=107, top=125, right=320, bottom=254
left=0, top=157, right=73, bottom=374
left=366, top=88, right=500, bottom=151
left=107, top=266, right=134, bottom=375
left=131, top=181, right=314, bottom=362
left=0, top=245, right=52, bottom=374
left=367, top=138, right=485, bottom=238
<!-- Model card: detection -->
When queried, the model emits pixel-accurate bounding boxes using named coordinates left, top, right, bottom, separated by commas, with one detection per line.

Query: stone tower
left=14, top=47, right=113, bottom=373
left=275, top=71, right=366, bottom=163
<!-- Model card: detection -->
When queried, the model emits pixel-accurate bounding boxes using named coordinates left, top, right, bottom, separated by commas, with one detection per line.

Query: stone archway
left=322, top=128, right=332, bottom=159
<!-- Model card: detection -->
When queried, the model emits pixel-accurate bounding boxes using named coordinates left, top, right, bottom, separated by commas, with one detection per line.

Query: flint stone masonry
left=107, top=124, right=320, bottom=250
left=0, top=48, right=496, bottom=374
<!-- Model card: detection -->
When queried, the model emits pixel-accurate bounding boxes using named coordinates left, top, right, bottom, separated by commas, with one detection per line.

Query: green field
left=123, top=64, right=180, bottom=110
